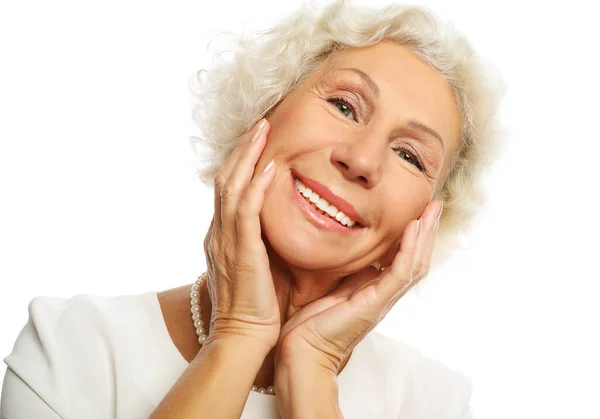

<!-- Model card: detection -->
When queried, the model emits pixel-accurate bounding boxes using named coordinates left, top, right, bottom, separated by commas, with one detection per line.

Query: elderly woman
left=1, top=1, right=504, bottom=418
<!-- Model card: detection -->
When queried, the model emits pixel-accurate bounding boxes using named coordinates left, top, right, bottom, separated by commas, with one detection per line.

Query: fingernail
left=417, top=218, right=422, bottom=237
left=263, top=159, right=275, bottom=172
left=434, top=201, right=444, bottom=228
left=251, top=118, right=267, bottom=142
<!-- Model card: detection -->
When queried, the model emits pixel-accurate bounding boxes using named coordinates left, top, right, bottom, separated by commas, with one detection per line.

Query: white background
left=1, top=0, right=599, bottom=417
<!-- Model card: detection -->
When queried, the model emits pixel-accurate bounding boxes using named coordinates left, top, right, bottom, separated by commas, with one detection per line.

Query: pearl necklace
left=190, top=272, right=277, bottom=396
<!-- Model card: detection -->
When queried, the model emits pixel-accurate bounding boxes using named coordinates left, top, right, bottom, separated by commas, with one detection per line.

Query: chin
left=261, top=213, right=340, bottom=270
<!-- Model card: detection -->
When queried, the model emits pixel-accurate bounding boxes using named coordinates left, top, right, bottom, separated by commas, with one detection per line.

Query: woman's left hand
left=274, top=200, right=444, bottom=375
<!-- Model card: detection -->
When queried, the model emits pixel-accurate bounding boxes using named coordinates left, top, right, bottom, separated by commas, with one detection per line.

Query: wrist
left=201, top=332, right=273, bottom=360
left=275, top=338, right=340, bottom=376
left=275, top=358, right=342, bottom=418
left=208, top=318, right=280, bottom=353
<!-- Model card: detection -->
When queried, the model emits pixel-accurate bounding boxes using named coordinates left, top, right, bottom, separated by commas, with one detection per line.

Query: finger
left=379, top=206, right=445, bottom=317
left=411, top=200, right=443, bottom=280
left=213, top=181, right=222, bottom=232
left=204, top=217, right=215, bottom=254
left=213, top=118, right=266, bottom=230
left=376, top=218, right=421, bottom=304
left=236, top=158, right=277, bottom=254
left=414, top=201, right=443, bottom=280
left=218, top=118, right=266, bottom=182
left=221, top=120, right=270, bottom=229
left=358, top=203, right=441, bottom=320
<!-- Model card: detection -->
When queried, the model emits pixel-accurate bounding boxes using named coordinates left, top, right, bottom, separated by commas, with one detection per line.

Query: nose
left=330, top=129, right=386, bottom=188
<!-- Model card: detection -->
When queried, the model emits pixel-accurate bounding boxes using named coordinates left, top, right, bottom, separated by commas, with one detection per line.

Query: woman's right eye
left=327, top=97, right=357, bottom=121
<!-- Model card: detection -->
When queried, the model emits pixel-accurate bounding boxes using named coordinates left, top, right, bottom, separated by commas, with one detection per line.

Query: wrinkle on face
left=256, top=41, right=462, bottom=310
left=311, top=64, right=452, bottom=187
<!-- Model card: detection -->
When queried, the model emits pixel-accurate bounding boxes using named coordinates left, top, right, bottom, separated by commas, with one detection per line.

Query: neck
left=263, top=234, right=346, bottom=322
left=200, top=236, right=352, bottom=388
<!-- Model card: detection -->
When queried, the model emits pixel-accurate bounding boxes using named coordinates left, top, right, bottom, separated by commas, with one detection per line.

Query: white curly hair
left=189, top=0, right=506, bottom=270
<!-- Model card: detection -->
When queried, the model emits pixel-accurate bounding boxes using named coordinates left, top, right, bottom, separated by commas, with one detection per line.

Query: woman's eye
left=395, top=147, right=425, bottom=172
left=327, top=97, right=356, bottom=121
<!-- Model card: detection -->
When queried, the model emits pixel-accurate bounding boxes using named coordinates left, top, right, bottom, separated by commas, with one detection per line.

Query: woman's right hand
left=202, top=118, right=281, bottom=352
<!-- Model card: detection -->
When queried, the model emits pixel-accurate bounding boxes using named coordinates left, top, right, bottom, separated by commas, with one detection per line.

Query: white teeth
left=325, top=204, right=338, bottom=217
left=296, top=179, right=306, bottom=193
left=294, top=177, right=358, bottom=228
left=316, top=198, right=329, bottom=211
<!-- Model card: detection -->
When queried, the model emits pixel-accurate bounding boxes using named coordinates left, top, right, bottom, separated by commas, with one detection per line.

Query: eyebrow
left=338, top=67, right=380, bottom=98
left=336, top=67, right=446, bottom=152
left=407, top=120, right=446, bottom=153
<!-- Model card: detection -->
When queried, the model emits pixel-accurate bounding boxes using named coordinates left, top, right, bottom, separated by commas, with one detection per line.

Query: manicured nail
left=263, top=159, right=275, bottom=172
left=434, top=201, right=444, bottom=228
left=251, top=118, right=267, bottom=142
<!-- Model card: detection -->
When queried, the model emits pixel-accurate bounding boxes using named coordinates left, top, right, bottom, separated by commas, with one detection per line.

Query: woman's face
left=258, top=41, right=462, bottom=274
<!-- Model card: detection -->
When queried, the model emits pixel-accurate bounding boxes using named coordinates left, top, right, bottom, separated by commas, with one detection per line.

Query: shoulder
left=10, top=292, right=158, bottom=351
left=3, top=291, right=160, bottom=417
left=363, top=331, right=473, bottom=418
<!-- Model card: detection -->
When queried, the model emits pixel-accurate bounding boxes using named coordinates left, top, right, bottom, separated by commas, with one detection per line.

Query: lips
left=291, top=170, right=365, bottom=227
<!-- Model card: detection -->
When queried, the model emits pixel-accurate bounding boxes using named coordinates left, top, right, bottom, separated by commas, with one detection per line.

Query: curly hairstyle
left=189, top=0, right=506, bottom=270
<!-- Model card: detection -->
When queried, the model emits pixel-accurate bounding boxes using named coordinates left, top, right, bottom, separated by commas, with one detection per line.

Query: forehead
left=316, top=41, right=463, bottom=166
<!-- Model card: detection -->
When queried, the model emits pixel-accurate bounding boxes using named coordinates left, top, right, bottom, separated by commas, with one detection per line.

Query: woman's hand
left=273, top=200, right=444, bottom=375
left=203, top=118, right=281, bottom=353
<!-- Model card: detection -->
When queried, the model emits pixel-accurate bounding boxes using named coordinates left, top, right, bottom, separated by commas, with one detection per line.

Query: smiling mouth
left=294, top=177, right=362, bottom=229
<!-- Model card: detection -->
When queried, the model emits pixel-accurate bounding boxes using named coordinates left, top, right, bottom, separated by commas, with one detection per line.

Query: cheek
left=379, top=178, right=429, bottom=237
left=268, top=98, right=339, bottom=153
left=376, top=192, right=426, bottom=267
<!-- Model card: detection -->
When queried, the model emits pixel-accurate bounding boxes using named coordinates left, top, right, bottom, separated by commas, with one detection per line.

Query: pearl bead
left=251, top=385, right=258, bottom=391
left=191, top=298, right=199, bottom=306
left=190, top=305, right=200, bottom=314
left=192, top=312, right=201, bottom=321
left=196, top=327, right=205, bottom=335
left=194, top=319, right=204, bottom=328
left=192, top=284, right=199, bottom=293
left=190, top=291, right=199, bottom=299
left=258, top=387, right=266, bottom=394
left=198, top=334, right=207, bottom=344
left=267, top=386, right=276, bottom=395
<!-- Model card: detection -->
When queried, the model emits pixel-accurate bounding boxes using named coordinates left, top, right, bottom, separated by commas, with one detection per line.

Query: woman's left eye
left=327, top=97, right=356, bottom=121
left=395, top=146, right=426, bottom=172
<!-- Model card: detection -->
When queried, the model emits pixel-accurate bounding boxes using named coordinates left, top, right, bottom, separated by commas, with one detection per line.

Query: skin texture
left=158, top=40, right=462, bottom=390
left=259, top=41, right=461, bottom=295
